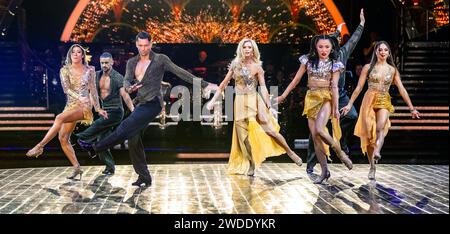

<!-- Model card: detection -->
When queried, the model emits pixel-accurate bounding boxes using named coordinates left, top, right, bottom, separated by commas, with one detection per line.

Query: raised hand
left=360, top=9, right=365, bottom=26
left=337, top=22, right=345, bottom=33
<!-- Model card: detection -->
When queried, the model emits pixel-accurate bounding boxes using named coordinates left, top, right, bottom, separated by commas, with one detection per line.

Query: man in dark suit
left=78, top=32, right=217, bottom=186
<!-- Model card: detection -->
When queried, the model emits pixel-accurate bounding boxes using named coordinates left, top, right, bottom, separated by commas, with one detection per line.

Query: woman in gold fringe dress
left=341, top=41, right=420, bottom=180
left=26, top=44, right=108, bottom=180
left=277, top=35, right=353, bottom=184
left=207, top=38, right=302, bottom=176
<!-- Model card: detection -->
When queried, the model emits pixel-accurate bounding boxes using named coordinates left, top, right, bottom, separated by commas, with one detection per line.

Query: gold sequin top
left=60, top=65, right=101, bottom=112
left=367, top=66, right=395, bottom=93
left=299, top=55, right=344, bottom=89
left=233, top=66, right=258, bottom=95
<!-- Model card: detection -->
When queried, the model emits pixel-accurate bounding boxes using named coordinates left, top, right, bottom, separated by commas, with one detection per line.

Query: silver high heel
left=287, top=151, right=303, bottom=167
left=26, top=144, right=44, bottom=158
left=368, top=167, right=376, bottom=180
left=247, top=160, right=255, bottom=177
left=67, top=167, right=83, bottom=180
left=314, top=170, right=331, bottom=184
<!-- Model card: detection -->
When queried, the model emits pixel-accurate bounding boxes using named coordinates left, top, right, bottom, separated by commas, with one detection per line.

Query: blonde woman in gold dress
left=341, top=41, right=420, bottom=180
left=277, top=35, right=353, bottom=184
left=207, top=38, right=302, bottom=176
left=26, top=44, right=108, bottom=180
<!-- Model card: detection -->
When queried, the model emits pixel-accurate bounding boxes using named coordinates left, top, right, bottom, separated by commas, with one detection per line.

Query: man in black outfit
left=78, top=32, right=217, bottom=186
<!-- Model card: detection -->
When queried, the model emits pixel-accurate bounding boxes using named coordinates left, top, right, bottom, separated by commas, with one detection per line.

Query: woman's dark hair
left=65, top=44, right=88, bottom=65
left=367, top=41, right=396, bottom=75
left=307, top=34, right=338, bottom=69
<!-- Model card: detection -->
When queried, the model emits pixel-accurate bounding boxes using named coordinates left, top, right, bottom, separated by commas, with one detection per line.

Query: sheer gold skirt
left=228, top=92, right=286, bottom=175
left=354, top=90, right=394, bottom=155
left=302, top=89, right=342, bottom=158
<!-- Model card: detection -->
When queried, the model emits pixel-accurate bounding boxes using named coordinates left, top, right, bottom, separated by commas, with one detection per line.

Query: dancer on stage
left=75, top=52, right=134, bottom=175
left=207, top=38, right=302, bottom=177
left=340, top=41, right=420, bottom=180
left=306, top=9, right=365, bottom=174
left=26, top=44, right=108, bottom=180
left=78, top=32, right=218, bottom=186
left=277, top=35, right=353, bottom=184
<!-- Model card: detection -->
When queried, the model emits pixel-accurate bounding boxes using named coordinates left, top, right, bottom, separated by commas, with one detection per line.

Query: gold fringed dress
left=59, top=65, right=101, bottom=125
left=227, top=65, right=286, bottom=175
left=299, top=55, right=345, bottom=157
left=354, top=66, right=395, bottom=155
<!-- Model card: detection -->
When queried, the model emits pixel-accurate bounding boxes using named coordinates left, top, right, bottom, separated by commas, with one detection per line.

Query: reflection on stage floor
left=0, top=164, right=448, bottom=214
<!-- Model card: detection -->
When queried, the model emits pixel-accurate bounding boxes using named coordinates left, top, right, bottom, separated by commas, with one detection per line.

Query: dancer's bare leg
left=258, top=102, right=302, bottom=165
left=58, top=121, right=80, bottom=168
left=373, top=109, right=390, bottom=162
left=315, top=102, right=352, bottom=169
left=367, top=145, right=376, bottom=180
left=308, top=118, right=329, bottom=183
left=26, top=108, right=84, bottom=157
left=236, top=120, right=255, bottom=176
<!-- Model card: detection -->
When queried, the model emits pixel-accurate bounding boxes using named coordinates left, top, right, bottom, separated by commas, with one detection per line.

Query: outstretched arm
left=341, top=9, right=365, bottom=59
left=163, top=55, right=209, bottom=88
left=206, top=68, right=233, bottom=110
left=340, top=64, right=369, bottom=115
left=393, top=69, right=420, bottom=118
left=276, top=64, right=306, bottom=104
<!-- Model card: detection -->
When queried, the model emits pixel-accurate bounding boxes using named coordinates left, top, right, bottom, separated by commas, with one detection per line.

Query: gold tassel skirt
left=63, top=101, right=93, bottom=126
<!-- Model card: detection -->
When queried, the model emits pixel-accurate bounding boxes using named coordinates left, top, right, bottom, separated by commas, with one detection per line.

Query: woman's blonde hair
left=65, top=44, right=89, bottom=66
left=230, top=38, right=262, bottom=71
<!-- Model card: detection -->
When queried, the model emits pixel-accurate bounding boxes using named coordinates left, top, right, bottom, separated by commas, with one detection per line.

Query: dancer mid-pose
left=341, top=41, right=420, bottom=180
left=277, top=35, right=353, bottom=184
left=75, top=52, right=134, bottom=175
left=26, top=44, right=108, bottom=180
left=78, top=32, right=218, bottom=187
left=207, top=38, right=302, bottom=177
left=306, top=9, right=365, bottom=174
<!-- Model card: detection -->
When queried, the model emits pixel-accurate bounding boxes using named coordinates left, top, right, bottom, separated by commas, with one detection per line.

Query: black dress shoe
left=77, top=139, right=97, bottom=158
left=306, top=167, right=314, bottom=174
left=132, top=177, right=152, bottom=187
left=102, top=169, right=115, bottom=175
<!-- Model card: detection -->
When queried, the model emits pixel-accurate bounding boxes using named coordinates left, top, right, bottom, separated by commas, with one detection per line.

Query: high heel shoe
left=373, top=153, right=382, bottom=164
left=368, top=167, right=376, bottom=180
left=26, top=144, right=44, bottom=158
left=332, top=143, right=353, bottom=170
left=247, top=161, right=255, bottom=177
left=67, top=167, right=83, bottom=180
left=313, top=170, right=331, bottom=184
left=287, top=151, right=303, bottom=167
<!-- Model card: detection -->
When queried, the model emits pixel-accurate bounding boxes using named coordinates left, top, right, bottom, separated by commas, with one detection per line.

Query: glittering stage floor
left=0, top=164, right=448, bottom=214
